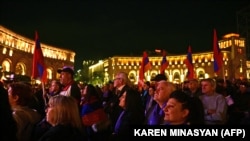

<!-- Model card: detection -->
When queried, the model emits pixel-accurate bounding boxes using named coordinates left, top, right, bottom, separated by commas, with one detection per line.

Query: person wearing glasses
left=106, top=72, right=131, bottom=133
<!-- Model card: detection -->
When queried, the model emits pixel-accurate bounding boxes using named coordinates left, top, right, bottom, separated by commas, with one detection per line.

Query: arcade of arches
left=1, top=25, right=250, bottom=85
left=90, top=33, right=250, bottom=84
left=0, top=25, right=75, bottom=83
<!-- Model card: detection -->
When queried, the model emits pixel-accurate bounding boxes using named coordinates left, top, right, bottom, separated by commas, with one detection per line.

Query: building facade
left=89, top=33, right=249, bottom=85
left=0, top=25, right=75, bottom=83
left=1, top=25, right=248, bottom=85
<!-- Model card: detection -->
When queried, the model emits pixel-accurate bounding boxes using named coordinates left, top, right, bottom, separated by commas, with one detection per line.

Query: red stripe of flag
left=184, top=46, right=194, bottom=80
left=32, top=31, right=47, bottom=83
left=213, top=29, right=223, bottom=74
left=160, top=50, right=168, bottom=74
left=138, top=51, right=151, bottom=87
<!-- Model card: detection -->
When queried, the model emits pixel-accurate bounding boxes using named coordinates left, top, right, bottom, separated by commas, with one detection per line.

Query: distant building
left=1, top=25, right=249, bottom=85
left=0, top=25, right=75, bottom=83
left=89, top=33, right=249, bottom=85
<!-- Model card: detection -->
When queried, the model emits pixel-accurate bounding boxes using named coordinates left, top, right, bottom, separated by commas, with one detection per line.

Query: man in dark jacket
left=106, top=72, right=131, bottom=131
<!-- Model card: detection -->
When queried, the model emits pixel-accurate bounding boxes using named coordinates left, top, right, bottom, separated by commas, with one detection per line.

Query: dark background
left=1, top=0, right=249, bottom=70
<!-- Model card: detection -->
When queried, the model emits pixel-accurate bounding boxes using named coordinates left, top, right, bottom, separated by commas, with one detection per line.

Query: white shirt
left=59, top=85, right=72, bottom=97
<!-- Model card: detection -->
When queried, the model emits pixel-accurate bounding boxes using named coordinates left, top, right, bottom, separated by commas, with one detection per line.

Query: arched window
left=47, top=68, right=53, bottom=80
left=2, top=60, right=11, bottom=72
left=128, top=72, right=136, bottom=82
left=15, top=62, right=26, bottom=75
left=198, top=71, right=205, bottom=79
left=173, top=72, right=180, bottom=81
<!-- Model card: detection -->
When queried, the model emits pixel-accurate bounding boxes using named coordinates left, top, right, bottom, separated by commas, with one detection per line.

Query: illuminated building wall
left=0, top=25, right=75, bottom=83
left=90, top=33, right=249, bottom=84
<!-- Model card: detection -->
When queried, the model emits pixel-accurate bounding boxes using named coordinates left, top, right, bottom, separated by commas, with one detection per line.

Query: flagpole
left=222, top=61, right=226, bottom=83
left=41, top=82, right=47, bottom=106
left=213, top=28, right=224, bottom=81
left=32, top=31, right=48, bottom=106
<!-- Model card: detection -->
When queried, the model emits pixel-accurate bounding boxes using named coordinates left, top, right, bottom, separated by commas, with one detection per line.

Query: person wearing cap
left=57, top=66, right=81, bottom=107
left=151, top=74, right=167, bottom=81
left=150, top=74, right=167, bottom=88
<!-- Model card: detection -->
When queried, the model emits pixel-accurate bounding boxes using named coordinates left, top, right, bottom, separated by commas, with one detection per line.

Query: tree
left=91, top=71, right=104, bottom=86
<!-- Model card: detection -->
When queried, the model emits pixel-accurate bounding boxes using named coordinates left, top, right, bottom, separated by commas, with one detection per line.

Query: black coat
left=111, top=89, right=145, bottom=141
left=107, top=85, right=130, bottom=130
left=0, top=85, right=18, bottom=141
left=38, top=124, right=85, bottom=141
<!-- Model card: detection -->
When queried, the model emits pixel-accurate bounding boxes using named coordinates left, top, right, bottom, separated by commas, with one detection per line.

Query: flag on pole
left=213, top=28, right=223, bottom=74
left=160, top=50, right=168, bottom=74
left=184, top=46, right=194, bottom=80
left=32, top=31, right=47, bottom=83
left=138, top=51, right=151, bottom=87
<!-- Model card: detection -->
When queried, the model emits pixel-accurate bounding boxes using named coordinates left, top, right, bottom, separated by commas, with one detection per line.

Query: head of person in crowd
left=8, top=82, right=33, bottom=107
left=143, top=81, right=151, bottom=92
left=119, top=89, right=143, bottom=112
left=187, top=79, right=199, bottom=91
left=182, top=80, right=190, bottom=92
left=151, top=74, right=167, bottom=87
left=239, top=82, right=249, bottom=93
left=163, top=90, right=204, bottom=125
left=151, top=74, right=167, bottom=81
left=200, top=78, right=217, bottom=95
left=108, top=80, right=115, bottom=92
left=148, top=85, right=156, bottom=97
left=46, top=95, right=83, bottom=129
left=8, top=82, right=41, bottom=141
left=57, top=66, right=75, bottom=86
left=154, top=80, right=176, bottom=108
left=113, top=72, right=129, bottom=89
left=48, top=80, right=62, bottom=96
left=81, top=84, right=100, bottom=102
left=187, top=79, right=202, bottom=97
left=118, top=89, right=145, bottom=126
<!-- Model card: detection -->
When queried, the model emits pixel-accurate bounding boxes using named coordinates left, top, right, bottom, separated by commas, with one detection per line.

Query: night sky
left=1, top=0, right=249, bottom=70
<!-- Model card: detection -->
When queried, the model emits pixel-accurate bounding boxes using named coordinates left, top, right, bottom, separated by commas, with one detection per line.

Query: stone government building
left=90, top=33, right=250, bottom=85
left=0, top=25, right=75, bottom=83
left=1, top=25, right=250, bottom=85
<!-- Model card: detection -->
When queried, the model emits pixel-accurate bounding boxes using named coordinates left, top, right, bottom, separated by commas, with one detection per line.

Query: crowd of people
left=1, top=68, right=250, bottom=141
